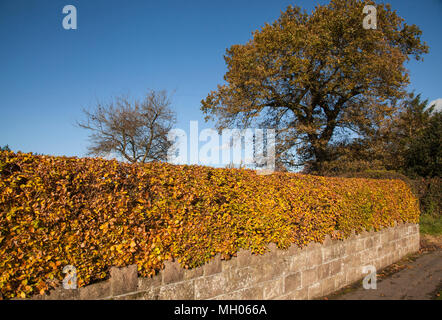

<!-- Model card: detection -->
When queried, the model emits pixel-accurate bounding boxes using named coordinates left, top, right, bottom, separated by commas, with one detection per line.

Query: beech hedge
left=0, top=151, right=419, bottom=298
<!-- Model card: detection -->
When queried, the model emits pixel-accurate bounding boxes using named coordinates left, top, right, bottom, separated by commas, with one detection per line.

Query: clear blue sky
left=1, top=0, right=441, bottom=158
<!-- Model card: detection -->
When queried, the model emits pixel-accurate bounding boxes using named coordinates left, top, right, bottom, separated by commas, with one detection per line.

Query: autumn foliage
left=0, top=151, right=419, bottom=298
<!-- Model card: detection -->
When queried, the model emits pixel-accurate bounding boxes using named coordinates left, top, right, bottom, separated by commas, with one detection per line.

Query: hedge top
left=0, top=151, right=419, bottom=299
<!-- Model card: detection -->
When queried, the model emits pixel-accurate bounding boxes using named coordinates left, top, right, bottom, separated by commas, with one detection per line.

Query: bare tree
left=78, top=90, right=176, bottom=163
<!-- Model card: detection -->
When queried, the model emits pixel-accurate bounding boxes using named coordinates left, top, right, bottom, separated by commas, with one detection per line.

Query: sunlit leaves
left=0, top=151, right=419, bottom=299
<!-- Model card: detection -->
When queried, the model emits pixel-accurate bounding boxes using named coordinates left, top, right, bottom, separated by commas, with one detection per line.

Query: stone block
left=109, top=264, right=138, bottom=296
left=184, top=267, right=204, bottom=280
left=354, top=239, right=365, bottom=252
left=45, top=286, right=80, bottom=300
left=137, top=287, right=160, bottom=300
left=162, top=260, right=185, bottom=285
left=158, top=280, right=194, bottom=300
left=345, top=267, right=362, bottom=284
left=344, top=240, right=356, bottom=255
left=317, top=263, right=330, bottom=280
left=249, top=261, right=286, bottom=283
left=286, top=244, right=301, bottom=256
left=321, top=276, right=336, bottom=296
left=322, top=243, right=345, bottom=262
left=264, top=243, right=278, bottom=259
left=284, top=272, right=301, bottom=293
left=138, top=274, right=162, bottom=291
left=273, top=246, right=292, bottom=259
left=322, top=246, right=334, bottom=262
left=290, top=287, right=309, bottom=300
left=79, top=280, right=111, bottom=300
left=322, top=235, right=333, bottom=247
left=307, top=249, right=323, bottom=266
left=373, top=233, right=382, bottom=247
left=307, top=283, right=322, bottom=300
left=364, top=237, right=374, bottom=249
left=221, top=257, right=238, bottom=271
left=343, top=253, right=360, bottom=269
left=203, top=255, right=222, bottom=276
left=262, top=278, right=284, bottom=299
left=225, top=267, right=258, bottom=292
left=114, top=288, right=160, bottom=300
left=334, top=272, right=346, bottom=289
left=194, top=273, right=227, bottom=300
left=214, top=286, right=264, bottom=300
left=385, top=230, right=395, bottom=242
left=305, top=241, right=323, bottom=252
left=393, top=228, right=400, bottom=240
left=289, top=252, right=307, bottom=273
left=329, top=260, right=342, bottom=276
left=301, top=268, right=318, bottom=287
left=236, top=249, right=253, bottom=268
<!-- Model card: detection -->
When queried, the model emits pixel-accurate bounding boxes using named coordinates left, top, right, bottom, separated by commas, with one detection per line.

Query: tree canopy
left=78, top=90, right=176, bottom=163
left=201, top=0, right=428, bottom=171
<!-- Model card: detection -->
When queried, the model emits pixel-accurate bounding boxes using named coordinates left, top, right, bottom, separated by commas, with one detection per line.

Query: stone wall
left=35, top=223, right=420, bottom=300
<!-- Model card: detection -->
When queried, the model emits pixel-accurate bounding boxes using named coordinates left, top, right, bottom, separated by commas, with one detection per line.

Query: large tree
left=78, top=90, right=176, bottom=163
left=201, top=0, right=428, bottom=171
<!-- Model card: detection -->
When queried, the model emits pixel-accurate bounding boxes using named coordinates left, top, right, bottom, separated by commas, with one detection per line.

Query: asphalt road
left=337, top=249, right=442, bottom=300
